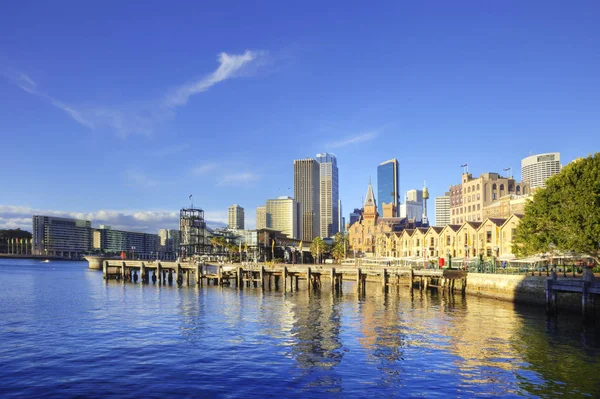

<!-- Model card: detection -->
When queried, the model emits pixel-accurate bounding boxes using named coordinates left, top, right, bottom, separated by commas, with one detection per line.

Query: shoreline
left=0, top=253, right=81, bottom=261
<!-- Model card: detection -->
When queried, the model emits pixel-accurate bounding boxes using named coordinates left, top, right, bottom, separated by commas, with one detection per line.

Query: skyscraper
left=435, top=192, right=451, bottom=227
left=256, top=206, right=267, bottom=229
left=377, top=158, right=399, bottom=217
left=294, top=158, right=320, bottom=242
left=228, top=204, right=244, bottom=230
left=316, top=152, right=339, bottom=238
left=266, top=196, right=299, bottom=239
left=521, top=152, right=561, bottom=189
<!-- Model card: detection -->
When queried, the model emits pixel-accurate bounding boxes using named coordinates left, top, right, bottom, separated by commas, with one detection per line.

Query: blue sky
left=1, top=1, right=599, bottom=232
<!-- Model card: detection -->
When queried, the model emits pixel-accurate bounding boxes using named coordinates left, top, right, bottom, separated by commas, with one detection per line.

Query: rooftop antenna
left=189, top=194, right=193, bottom=209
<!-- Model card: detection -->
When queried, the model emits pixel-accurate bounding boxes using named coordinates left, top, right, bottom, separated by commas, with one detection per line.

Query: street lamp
left=493, top=245, right=499, bottom=273
left=132, top=246, right=136, bottom=260
left=464, top=245, right=469, bottom=270
left=447, top=250, right=452, bottom=269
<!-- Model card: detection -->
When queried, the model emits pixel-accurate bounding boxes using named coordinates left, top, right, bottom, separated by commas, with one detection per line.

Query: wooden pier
left=102, top=260, right=468, bottom=294
left=547, top=267, right=598, bottom=318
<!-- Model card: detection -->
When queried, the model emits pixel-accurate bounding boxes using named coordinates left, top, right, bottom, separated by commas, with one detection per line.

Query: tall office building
left=435, top=193, right=451, bottom=227
left=266, top=196, right=299, bottom=239
left=32, top=215, right=93, bottom=258
left=294, top=158, right=320, bottom=242
left=158, top=229, right=180, bottom=255
left=377, top=158, right=399, bottom=217
left=521, top=152, right=561, bottom=189
left=228, top=204, right=245, bottom=230
left=256, top=206, right=267, bottom=229
left=349, top=208, right=363, bottom=226
left=406, top=189, right=423, bottom=203
left=316, top=152, right=339, bottom=238
left=337, top=199, right=343, bottom=233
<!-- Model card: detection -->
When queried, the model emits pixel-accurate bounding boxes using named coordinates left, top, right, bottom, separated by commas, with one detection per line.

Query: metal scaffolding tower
left=179, top=208, right=210, bottom=259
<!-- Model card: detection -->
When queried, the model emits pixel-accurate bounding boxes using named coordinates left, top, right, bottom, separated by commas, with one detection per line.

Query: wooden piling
left=356, top=268, right=362, bottom=292
left=382, top=268, right=388, bottom=290
left=331, top=268, right=336, bottom=290
left=260, top=266, right=265, bottom=291
left=140, top=262, right=146, bottom=283
left=157, top=262, right=163, bottom=285
left=121, top=262, right=126, bottom=281
left=237, top=267, right=242, bottom=288
left=103, top=260, right=108, bottom=280
left=283, top=267, right=288, bottom=291
left=307, top=267, right=312, bottom=290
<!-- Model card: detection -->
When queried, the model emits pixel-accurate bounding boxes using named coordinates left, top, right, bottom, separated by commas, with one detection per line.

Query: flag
left=503, top=167, right=510, bottom=171
left=299, top=241, right=303, bottom=252
left=460, top=164, right=468, bottom=167
left=271, top=240, right=275, bottom=251
left=244, top=242, right=248, bottom=252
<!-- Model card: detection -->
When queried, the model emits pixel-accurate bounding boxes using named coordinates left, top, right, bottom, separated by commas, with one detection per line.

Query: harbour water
left=1, top=259, right=599, bottom=398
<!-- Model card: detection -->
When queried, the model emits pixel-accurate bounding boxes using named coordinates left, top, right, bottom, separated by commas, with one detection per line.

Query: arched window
left=500, top=184, right=505, bottom=191
left=523, top=187, right=527, bottom=195
left=468, top=186, right=471, bottom=193
left=516, top=185, right=521, bottom=194
left=492, top=183, right=497, bottom=190
left=477, top=184, right=480, bottom=190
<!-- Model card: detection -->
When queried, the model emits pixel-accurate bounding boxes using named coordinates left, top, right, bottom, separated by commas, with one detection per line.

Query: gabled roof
left=480, top=218, right=507, bottom=228
left=500, top=213, right=523, bottom=229
left=444, top=224, right=461, bottom=232
left=464, top=221, right=482, bottom=230
left=402, top=229, right=415, bottom=237
left=426, top=226, right=443, bottom=234
left=364, top=181, right=377, bottom=208
left=415, top=227, right=428, bottom=234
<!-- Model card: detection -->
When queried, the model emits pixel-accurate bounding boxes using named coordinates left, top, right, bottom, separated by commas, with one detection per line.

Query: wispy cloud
left=328, top=131, right=379, bottom=148
left=218, top=172, right=260, bottom=185
left=164, top=51, right=262, bottom=107
left=191, top=162, right=219, bottom=175
left=0, top=205, right=226, bottom=233
left=3, top=50, right=267, bottom=137
left=125, top=169, right=159, bottom=188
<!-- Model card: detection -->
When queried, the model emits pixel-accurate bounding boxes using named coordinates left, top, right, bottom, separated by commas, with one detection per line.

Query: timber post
left=237, top=267, right=243, bottom=288
left=331, top=268, right=336, bottom=291
left=140, top=262, right=146, bottom=283
left=307, top=267, right=312, bottom=290
left=260, top=266, right=265, bottom=291
left=283, top=266, right=288, bottom=291
left=157, top=262, right=163, bottom=285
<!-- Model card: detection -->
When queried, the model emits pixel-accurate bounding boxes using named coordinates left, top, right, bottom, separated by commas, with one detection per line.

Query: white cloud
left=0, top=205, right=226, bottom=233
left=328, top=131, right=378, bottom=148
left=3, top=50, right=266, bottom=137
left=164, top=51, right=261, bottom=107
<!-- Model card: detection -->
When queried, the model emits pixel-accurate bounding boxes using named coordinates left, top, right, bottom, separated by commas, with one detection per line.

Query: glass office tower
left=377, top=159, right=399, bottom=217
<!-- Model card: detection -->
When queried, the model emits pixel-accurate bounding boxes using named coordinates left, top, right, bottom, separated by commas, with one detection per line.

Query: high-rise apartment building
left=399, top=189, right=424, bottom=221
left=158, top=229, right=180, bottom=255
left=316, top=152, right=339, bottom=238
left=521, top=152, right=561, bottom=189
left=228, top=204, right=244, bottom=230
left=435, top=193, right=451, bottom=227
left=294, top=158, right=320, bottom=241
left=32, top=215, right=93, bottom=258
left=337, top=199, right=343, bottom=233
left=377, top=158, right=399, bottom=217
left=266, top=196, right=299, bottom=239
left=256, top=206, right=267, bottom=230
left=449, top=172, right=530, bottom=224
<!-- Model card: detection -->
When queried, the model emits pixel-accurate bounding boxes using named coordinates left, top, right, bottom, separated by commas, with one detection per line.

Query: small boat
left=43, top=259, right=50, bottom=263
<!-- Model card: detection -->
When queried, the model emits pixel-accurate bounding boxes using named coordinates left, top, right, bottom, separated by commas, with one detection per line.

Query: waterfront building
left=521, top=152, right=561, bottom=189
left=294, top=158, right=320, bottom=241
left=349, top=182, right=379, bottom=255
left=438, top=224, right=461, bottom=259
left=483, top=195, right=530, bottom=219
left=377, top=158, right=399, bottom=217
left=424, top=226, right=443, bottom=259
left=477, top=218, right=506, bottom=259
left=32, top=215, right=92, bottom=258
left=456, top=222, right=481, bottom=260
left=410, top=227, right=429, bottom=258
left=316, top=152, right=339, bottom=238
left=228, top=204, right=244, bottom=230
left=256, top=206, right=267, bottom=230
left=435, top=193, right=451, bottom=227
left=449, top=172, right=530, bottom=225
left=499, top=214, right=523, bottom=260
left=266, top=196, right=299, bottom=239
left=95, top=225, right=160, bottom=258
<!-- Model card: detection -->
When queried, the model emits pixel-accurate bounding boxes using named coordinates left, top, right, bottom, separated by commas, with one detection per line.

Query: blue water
left=1, top=259, right=599, bottom=398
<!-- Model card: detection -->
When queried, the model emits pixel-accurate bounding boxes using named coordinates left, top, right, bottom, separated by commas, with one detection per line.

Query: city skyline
left=1, top=2, right=599, bottom=233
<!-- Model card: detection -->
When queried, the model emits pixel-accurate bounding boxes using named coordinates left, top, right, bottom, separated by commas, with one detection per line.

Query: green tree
left=310, top=237, right=329, bottom=264
left=513, top=153, right=600, bottom=264
left=331, top=232, right=348, bottom=263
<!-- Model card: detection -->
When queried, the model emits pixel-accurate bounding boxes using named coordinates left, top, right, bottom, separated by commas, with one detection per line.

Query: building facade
left=377, top=158, right=399, bottom=217
left=228, top=204, right=245, bottom=230
left=158, top=228, right=180, bottom=256
left=294, top=158, right=320, bottom=241
left=349, top=208, right=363, bottom=226
left=449, top=172, right=530, bottom=225
left=256, top=206, right=267, bottom=230
left=521, top=152, right=561, bottom=189
left=32, top=215, right=93, bottom=258
left=266, top=196, right=299, bottom=239
left=317, top=152, right=339, bottom=238
left=95, top=226, right=160, bottom=258
left=435, top=193, right=451, bottom=227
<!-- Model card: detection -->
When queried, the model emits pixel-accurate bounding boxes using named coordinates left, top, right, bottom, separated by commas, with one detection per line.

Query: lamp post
left=132, top=246, right=136, bottom=260
left=447, top=250, right=452, bottom=269
left=464, top=245, right=469, bottom=271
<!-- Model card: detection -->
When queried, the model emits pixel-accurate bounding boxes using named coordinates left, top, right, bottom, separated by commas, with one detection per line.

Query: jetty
left=101, top=260, right=467, bottom=294
left=547, top=266, right=598, bottom=318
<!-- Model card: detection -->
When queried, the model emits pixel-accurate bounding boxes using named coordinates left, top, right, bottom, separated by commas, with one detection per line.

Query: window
left=431, top=237, right=434, bottom=246
left=487, top=248, right=492, bottom=257
left=512, top=228, right=517, bottom=237
left=477, top=194, right=480, bottom=200
left=416, top=239, right=420, bottom=246
left=500, top=184, right=505, bottom=191
left=492, top=193, right=497, bottom=200
left=446, top=236, right=451, bottom=245
left=468, top=186, right=471, bottom=192
left=477, top=184, right=480, bottom=190
left=468, top=205, right=471, bottom=212
left=516, top=186, right=521, bottom=194
left=492, top=183, right=497, bottom=190
left=486, top=231, right=492, bottom=243
left=477, top=204, right=481, bottom=210
left=523, top=187, right=527, bottom=195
